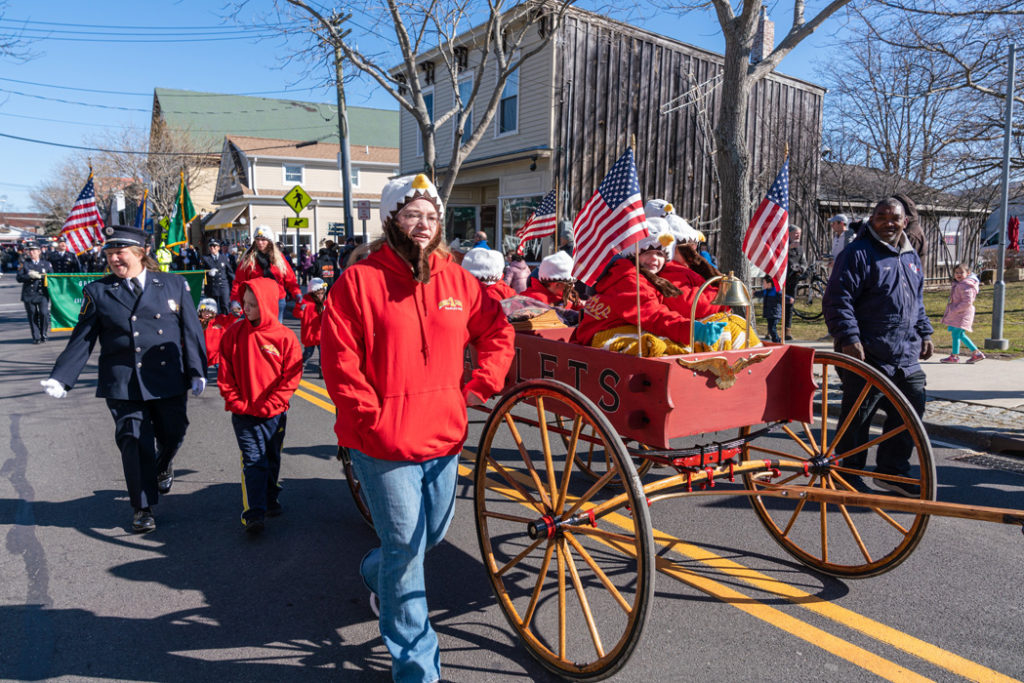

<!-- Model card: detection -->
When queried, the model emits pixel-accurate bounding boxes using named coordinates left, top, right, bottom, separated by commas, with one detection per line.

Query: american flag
left=61, top=175, right=105, bottom=255
left=571, top=148, right=648, bottom=285
left=742, top=158, right=790, bottom=289
left=515, top=188, right=558, bottom=255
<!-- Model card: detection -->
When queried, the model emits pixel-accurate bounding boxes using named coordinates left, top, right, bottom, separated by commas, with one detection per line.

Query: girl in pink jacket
left=939, top=263, right=984, bottom=363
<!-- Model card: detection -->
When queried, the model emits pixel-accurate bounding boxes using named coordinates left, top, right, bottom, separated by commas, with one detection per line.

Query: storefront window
left=501, top=194, right=545, bottom=259
left=447, top=206, right=478, bottom=243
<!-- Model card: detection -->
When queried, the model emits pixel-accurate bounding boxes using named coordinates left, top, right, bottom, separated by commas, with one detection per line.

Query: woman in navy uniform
left=41, top=226, right=208, bottom=533
left=17, top=241, right=54, bottom=344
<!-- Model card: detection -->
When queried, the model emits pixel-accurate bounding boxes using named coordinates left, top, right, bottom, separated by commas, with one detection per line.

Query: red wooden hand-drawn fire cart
left=342, top=324, right=1024, bottom=681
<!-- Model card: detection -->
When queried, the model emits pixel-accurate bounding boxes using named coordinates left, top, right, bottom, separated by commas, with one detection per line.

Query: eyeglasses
left=396, top=211, right=439, bottom=226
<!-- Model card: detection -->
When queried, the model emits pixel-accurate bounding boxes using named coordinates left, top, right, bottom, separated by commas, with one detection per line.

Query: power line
left=0, top=18, right=285, bottom=30
left=0, top=76, right=325, bottom=98
left=3, top=33, right=282, bottom=44
left=0, top=130, right=333, bottom=156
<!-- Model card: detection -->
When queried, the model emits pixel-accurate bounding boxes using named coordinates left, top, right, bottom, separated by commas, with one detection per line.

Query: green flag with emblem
left=166, top=170, right=196, bottom=252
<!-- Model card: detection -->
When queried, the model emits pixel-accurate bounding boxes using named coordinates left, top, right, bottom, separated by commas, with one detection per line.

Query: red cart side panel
left=506, top=331, right=816, bottom=449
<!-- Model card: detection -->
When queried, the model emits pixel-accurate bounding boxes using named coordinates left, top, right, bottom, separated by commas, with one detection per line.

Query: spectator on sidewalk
left=827, top=214, right=856, bottom=272
left=823, top=197, right=933, bottom=497
left=784, top=226, right=807, bottom=340
left=939, top=263, right=984, bottom=364
left=502, top=253, right=531, bottom=293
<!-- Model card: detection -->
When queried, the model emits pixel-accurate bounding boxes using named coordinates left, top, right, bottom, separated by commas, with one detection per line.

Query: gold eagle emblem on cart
left=676, top=350, right=773, bottom=390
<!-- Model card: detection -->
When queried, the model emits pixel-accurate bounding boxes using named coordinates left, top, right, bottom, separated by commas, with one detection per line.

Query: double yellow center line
left=295, top=380, right=1018, bottom=683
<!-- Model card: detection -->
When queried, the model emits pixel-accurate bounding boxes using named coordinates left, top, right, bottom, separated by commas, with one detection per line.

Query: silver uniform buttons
left=158, top=330, right=163, bottom=335
left=134, top=331, right=139, bottom=337
left=136, top=362, right=142, bottom=368
left=131, top=315, right=137, bottom=321
left=155, top=313, right=161, bottom=319
left=135, top=347, right=141, bottom=353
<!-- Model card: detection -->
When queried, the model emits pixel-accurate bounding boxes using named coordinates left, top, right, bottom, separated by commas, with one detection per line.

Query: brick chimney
left=751, top=5, right=774, bottom=65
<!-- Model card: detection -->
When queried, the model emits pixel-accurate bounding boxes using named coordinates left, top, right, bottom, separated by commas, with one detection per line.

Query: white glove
left=29, top=270, right=43, bottom=279
left=191, top=377, right=206, bottom=397
left=208, top=269, right=218, bottom=276
left=40, top=378, right=67, bottom=399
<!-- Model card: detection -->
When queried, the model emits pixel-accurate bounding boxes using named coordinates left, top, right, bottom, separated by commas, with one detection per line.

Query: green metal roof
left=153, top=88, right=398, bottom=150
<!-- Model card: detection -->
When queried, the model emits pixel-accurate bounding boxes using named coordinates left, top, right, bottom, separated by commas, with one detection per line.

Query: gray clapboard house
left=397, top=5, right=825, bottom=257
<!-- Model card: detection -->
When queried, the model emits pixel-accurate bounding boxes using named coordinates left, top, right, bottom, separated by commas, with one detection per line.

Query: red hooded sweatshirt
left=218, top=278, right=303, bottom=418
left=230, top=255, right=302, bottom=304
left=481, top=279, right=516, bottom=303
left=292, top=293, right=325, bottom=347
left=573, top=258, right=693, bottom=346
left=660, top=261, right=729, bottom=320
left=521, top=280, right=583, bottom=310
left=203, top=314, right=239, bottom=366
left=321, top=243, right=514, bottom=463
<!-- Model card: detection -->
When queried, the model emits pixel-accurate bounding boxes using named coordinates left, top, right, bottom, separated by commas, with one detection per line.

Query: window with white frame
left=284, top=164, right=303, bottom=183
left=456, top=77, right=474, bottom=145
left=350, top=166, right=360, bottom=187
left=497, top=69, right=518, bottom=135
left=416, top=87, right=434, bottom=156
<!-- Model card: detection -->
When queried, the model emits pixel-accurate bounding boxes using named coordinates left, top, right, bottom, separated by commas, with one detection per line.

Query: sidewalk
left=791, top=339, right=1024, bottom=455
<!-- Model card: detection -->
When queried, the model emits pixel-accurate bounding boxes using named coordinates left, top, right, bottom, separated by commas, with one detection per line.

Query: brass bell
left=710, top=271, right=752, bottom=307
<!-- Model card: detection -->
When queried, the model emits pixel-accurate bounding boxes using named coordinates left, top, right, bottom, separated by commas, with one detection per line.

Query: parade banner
left=47, top=271, right=207, bottom=332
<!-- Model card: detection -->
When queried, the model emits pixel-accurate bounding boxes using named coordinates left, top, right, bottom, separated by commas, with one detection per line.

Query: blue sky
left=0, top=0, right=839, bottom=213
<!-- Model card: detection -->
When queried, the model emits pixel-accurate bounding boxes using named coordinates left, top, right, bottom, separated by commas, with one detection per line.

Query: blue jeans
left=351, top=449, right=459, bottom=683
left=277, top=299, right=286, bottom=323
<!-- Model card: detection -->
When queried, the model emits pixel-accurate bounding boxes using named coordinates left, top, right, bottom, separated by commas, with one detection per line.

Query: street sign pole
left=986, top=43, right=1016, bottom=351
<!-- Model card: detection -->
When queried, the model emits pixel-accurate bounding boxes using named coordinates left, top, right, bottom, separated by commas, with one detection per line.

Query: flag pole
left=553, top=180, right=560, bottom=252
left=780, top=144, right=790, bottom=342
left=630, top=136, right=644, bottom=358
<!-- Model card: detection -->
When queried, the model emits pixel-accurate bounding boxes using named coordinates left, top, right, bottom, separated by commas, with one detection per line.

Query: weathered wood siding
left=553, top=13, right=824, bottom=253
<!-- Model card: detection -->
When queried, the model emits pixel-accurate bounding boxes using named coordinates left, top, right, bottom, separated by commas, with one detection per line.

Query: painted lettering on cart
left=598, top=368, right=621, bottom=412
left=540, top=353, right=558, bottom=379
left=568, top=359, right=587, bottom=390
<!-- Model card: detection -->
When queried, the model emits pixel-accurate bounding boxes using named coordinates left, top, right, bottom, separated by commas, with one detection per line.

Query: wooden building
left=399, top=6, right=825, bottom=256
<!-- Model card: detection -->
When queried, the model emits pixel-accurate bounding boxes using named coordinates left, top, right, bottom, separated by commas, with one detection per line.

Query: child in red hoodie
left=292, top=277, right=328, bottom=373
left=461, top=247, right=516, bottom=303
left=218, top=278, right=303, bottom=533
left=197, top=298, right=240, bottom=372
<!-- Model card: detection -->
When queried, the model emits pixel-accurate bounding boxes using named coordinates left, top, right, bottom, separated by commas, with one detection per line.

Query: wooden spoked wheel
left=338, top=446, right=374, bottom=528
left=741, top=351, right=936, bottom=577
left=474, top=379, right=655, bottom=680
left=557, top=417, right=655, bottom=483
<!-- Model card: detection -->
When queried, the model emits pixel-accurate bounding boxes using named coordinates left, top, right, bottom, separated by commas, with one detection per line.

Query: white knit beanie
left=379, top=173, right=445, bottom=226
left=538, top=251, right=575, bottom=282
left=461, top=247, right=505, bottom=281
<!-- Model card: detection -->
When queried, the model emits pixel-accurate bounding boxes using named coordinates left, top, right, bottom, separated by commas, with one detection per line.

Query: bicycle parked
left=791, top=257, right=829, bottom=321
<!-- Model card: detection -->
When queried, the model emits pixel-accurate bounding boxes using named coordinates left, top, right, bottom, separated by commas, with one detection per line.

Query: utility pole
left=331, top=13, right=355, bottom=241
left=986, top=43, right=1017, bottom=351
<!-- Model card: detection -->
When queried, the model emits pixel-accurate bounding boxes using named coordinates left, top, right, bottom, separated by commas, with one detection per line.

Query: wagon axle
left=526, top=508, right=597, bottom=540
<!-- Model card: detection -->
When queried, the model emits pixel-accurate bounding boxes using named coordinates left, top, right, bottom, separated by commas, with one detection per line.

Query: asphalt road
left=1, top=273, right=1023, bottom=682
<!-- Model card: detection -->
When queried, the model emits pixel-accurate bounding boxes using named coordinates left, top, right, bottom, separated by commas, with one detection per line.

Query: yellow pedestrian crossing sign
left=283, top=185, right=311, bottom=214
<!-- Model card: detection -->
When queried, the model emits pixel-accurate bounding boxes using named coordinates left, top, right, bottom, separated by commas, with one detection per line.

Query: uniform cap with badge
left=102, top=225, right=147, bottom=249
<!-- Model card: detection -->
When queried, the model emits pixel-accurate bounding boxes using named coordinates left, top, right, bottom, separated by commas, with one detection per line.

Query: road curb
left=925, top=420, right=1024, bottom=455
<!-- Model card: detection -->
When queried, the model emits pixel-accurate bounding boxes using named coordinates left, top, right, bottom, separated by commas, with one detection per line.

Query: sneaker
left=938, top=355, right=960, bottom=364
left=244, top=514, right=266, bottom=534
left=131, top=508, right=156, bottom=533
left=836, top=473, right=872, bottom=494
left=967, top=351, right=986, bottom=364
left=873, top=477, right=920, bottom=498
left=369, top=591, right=380, bottom=618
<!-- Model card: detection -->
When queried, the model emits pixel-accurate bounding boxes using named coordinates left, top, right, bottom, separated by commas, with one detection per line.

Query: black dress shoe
left=157, top=468, right=173, bottom=494
left=267, top=501, right=283, bottom=517
left=132, top=508, right=156, bottom=533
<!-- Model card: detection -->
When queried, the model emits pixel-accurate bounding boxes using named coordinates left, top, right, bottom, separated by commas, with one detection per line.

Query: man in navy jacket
left=823, top=198, right=933, bottom=497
